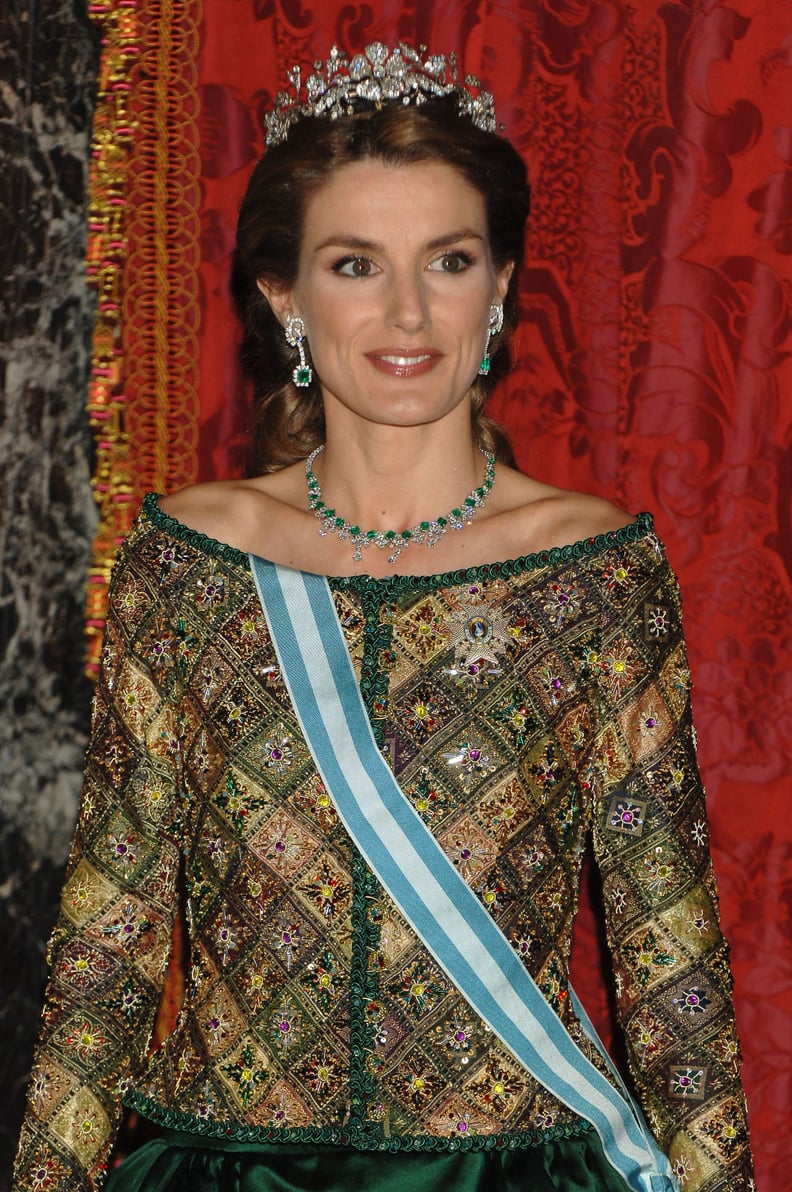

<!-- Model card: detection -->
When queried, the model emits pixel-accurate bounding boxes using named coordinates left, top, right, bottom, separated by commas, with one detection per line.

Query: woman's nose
left=384, top=270, right=429, bottom=333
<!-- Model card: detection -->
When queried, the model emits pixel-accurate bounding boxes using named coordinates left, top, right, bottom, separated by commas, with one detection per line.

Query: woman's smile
left=365, top=347, right=443, bottom=377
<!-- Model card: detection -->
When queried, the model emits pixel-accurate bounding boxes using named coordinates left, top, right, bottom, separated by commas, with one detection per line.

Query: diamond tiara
left=265, top=42, right=499, bottom=147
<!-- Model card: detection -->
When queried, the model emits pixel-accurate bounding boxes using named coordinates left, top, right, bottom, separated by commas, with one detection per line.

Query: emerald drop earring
left=285, top=315, right=313, bottom=387
left=478, top=303, right=504, bottom=376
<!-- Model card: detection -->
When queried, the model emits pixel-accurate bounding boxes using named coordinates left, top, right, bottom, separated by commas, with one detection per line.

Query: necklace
left=305, top=445, right=497, bottom=564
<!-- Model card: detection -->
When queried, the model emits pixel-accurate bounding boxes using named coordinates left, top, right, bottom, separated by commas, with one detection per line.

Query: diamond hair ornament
left=265, top=43, right=499, bottom=147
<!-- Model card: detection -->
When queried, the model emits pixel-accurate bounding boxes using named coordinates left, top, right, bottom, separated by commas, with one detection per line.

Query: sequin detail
left=12, top=499, right=753, bottom=1192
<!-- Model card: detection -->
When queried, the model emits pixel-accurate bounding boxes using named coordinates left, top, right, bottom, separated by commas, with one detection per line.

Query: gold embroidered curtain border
left=85, top=0, right=202, bottom=675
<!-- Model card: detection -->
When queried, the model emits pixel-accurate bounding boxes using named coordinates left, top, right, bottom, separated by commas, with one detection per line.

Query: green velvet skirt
left=105, top=1127, right=631, bottom=1192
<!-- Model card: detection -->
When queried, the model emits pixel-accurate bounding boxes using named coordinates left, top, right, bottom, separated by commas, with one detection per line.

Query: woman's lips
left=366, top=349, right=442, bottom=378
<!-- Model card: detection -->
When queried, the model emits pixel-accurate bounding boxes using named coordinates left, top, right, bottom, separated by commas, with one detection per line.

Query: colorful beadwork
left=12, top=498, right=753, bottom=1192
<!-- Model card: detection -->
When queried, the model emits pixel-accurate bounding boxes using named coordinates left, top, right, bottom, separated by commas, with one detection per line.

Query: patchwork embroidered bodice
left=13, top=496, right=753, bottom=1191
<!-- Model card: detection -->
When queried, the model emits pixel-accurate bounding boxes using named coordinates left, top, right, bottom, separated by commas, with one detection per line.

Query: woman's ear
left=495, top=261, right=515, bottom=305
left=256, top=277, right=293, bottom=328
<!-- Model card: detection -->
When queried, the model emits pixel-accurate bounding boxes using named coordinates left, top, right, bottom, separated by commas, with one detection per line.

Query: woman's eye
left=334, top=256, right=378, bottom=277
left=428, top=251, right=474, bottom=274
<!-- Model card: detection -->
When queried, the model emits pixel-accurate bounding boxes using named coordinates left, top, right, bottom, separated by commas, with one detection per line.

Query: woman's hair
left=233, top=94, right=530, bottom=473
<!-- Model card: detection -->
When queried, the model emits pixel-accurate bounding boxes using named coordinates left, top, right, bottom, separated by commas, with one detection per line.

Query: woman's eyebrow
left=313, top=229, right=485, bottom=254
left=313, top=235, right=380, bottom=253
left=425, top=229, right=485, bottom=250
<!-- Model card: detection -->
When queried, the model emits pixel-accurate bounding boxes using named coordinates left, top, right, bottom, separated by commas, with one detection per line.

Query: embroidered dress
left=13, top=495, right=753, bottom=1192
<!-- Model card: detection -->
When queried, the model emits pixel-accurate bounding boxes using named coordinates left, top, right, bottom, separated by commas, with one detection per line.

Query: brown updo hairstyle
left=233, top=92, right=530, bottom=473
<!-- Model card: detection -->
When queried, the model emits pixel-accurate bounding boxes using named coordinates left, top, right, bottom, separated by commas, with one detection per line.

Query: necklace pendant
left=304, top=444, right=496, bottom=566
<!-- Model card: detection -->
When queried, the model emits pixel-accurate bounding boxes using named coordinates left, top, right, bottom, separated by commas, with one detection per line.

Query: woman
left=14, top=43, right=752, bottom=1192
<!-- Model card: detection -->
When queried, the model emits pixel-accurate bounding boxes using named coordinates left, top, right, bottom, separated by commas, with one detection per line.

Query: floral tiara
left=265, top=42, right=499, bottom=147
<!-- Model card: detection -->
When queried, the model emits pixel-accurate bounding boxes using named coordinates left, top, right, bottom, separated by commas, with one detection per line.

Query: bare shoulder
left=157, top=472, right=301, bottom=551
left=536, top=488, right=635, bottom=543
left=159, top=480, right=255, bottom=538
left=491, top=467, right=635, bottom=556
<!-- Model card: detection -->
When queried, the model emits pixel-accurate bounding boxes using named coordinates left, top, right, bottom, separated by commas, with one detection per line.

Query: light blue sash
left=250, top=557, right=678, bottom=1192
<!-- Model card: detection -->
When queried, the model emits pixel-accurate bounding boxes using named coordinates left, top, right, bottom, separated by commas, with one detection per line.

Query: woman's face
left=263, top=158, right=513, bottom=435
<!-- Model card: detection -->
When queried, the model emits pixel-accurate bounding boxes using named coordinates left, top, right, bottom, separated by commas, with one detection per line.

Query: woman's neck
left=315, top=419, right=488, bottom=534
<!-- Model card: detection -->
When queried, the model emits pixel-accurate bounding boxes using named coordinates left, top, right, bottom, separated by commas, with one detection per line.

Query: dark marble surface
left=0, top=1, right=100, bottom=1186
left=0, top=825, right=66, bottom=1186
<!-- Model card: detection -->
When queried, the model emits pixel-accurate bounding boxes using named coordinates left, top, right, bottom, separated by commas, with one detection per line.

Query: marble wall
left=0, top=1, right=99, bottom=1185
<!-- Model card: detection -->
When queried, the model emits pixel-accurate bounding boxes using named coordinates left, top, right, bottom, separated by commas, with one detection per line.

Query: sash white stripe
left=250, top=557, right=677, bottom=1192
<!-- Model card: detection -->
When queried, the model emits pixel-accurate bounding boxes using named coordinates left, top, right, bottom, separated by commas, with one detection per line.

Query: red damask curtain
left=86, top=2, right=791, bottom=1187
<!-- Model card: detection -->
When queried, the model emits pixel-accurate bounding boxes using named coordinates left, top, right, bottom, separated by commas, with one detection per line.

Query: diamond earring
left=285, top=315, right=313, bottom=387
left=478, top=303, right=504, bottom=376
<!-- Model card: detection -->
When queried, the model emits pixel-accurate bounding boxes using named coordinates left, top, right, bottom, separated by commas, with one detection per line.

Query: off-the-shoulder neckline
left=140, top=491, right=656, bottom=592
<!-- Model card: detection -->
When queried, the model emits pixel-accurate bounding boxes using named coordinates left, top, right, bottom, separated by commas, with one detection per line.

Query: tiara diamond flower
left=265, top=42, right=498, bottom=146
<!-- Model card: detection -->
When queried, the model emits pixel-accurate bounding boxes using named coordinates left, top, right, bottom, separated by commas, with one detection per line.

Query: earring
left=478, top=303, right=504, bottom=376
left=285, top=315, right=312, bottom=387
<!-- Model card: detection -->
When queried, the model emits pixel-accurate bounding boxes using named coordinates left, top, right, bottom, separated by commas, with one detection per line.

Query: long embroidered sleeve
left=588, top=540, right=753, bottom=1190
left=13, top=543, right=182, bottom=1190
left=13, top=496, right=752, bottom=1191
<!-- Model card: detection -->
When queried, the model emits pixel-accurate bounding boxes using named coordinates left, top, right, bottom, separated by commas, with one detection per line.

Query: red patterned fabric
left=158, top=2, right=790, bottom=1186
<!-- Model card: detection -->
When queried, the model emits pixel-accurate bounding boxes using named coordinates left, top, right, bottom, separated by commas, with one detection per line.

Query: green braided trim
left=141, top=493, right=655, bottom=592
left=345, top=585, right=393, bottom=1129
left=124, top=1089, right=594, bottom=1152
